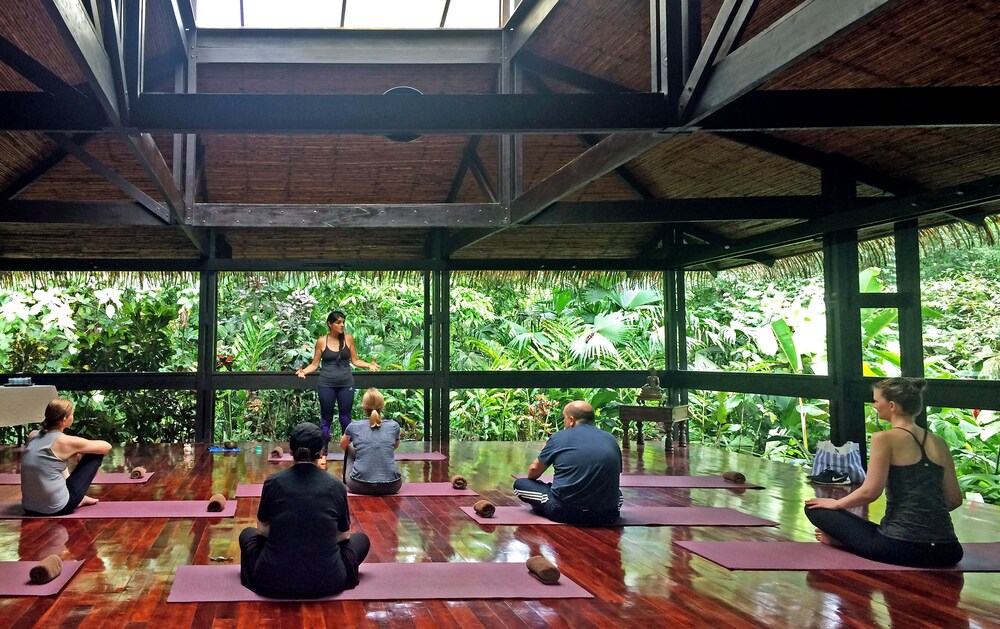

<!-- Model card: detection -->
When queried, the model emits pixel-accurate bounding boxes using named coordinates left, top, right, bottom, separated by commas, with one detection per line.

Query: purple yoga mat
left=168, top=562, right=593, bottom=602
left=675, top=541, right=1000, bottom=572
left=512, top=473, right=763, bottom=489
left=0, top=500, right=237, bottom=519
left=0, top=472, right=154, bottom=485
left=0, top=560, right=84, bottom=596
left=236, top=482, right=477, bottom=498
left=460, top=505, right=778, bottom=527
left=268, top=451, right=447, bottom=463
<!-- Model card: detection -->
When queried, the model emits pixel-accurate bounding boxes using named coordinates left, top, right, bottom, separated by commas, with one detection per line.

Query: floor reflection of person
left=805, top=378, right=963, bottom=567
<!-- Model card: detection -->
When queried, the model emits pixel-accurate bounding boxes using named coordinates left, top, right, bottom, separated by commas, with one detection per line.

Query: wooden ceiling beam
left=684, top=0, right=902, bottom=123
left=703, top=87, right=1000, bottom=130
left=669, top=176, right=1000, bottom=268
left=187, top=203, right=504, bottom=228
left=0, top=200, right=164, bottom=225
left=506, top=0, right=561, bottom=60
left=527, top=197, right=823, bottom=225
left=193, top=29, right=501, bottom=65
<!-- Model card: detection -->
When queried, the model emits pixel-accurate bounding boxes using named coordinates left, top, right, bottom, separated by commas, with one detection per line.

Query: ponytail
left=361, top=387, right=385, bottom=429
left=40, top=398, right=73, bottom=435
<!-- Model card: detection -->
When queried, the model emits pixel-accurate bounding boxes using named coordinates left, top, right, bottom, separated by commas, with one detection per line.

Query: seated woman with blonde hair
left=805, top=377, right=964, bottom=567
left=21, top=398, right=112, bottom=516
left=339, top=388, right=402, bottom=496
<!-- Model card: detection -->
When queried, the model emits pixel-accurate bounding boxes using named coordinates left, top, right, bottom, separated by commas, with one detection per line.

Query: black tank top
left=318, top=335, right=353, bottom=388
left=878, top=427, right=958, bottom=544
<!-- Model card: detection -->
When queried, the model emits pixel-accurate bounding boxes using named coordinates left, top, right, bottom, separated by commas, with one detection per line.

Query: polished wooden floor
left=1, top=440, right=998, bottom=628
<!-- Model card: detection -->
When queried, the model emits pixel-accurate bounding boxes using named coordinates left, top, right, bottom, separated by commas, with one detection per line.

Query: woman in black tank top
left=295, top=310, right=380, bottom=453
left=804, top=377, right=964, bottom=567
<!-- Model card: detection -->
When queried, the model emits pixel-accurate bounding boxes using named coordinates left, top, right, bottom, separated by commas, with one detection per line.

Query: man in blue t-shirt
left=513, top=400, right=623, bottom=526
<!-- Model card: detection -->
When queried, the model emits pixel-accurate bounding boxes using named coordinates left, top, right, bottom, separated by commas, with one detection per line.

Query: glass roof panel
left=195, top=0, right=504, bottom=29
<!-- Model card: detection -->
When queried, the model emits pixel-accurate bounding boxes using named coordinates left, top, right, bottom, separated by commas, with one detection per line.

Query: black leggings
left=24, top=453, right=105, bottom=517
left=805, top=506, right=963, bottom=568
left=239, top=528, right=371, bottom=597
left=318, top=386, right=355, bottom=447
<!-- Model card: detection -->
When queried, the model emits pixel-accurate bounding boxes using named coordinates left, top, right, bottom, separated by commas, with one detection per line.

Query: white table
left=0, top=385, right=58, bottom=428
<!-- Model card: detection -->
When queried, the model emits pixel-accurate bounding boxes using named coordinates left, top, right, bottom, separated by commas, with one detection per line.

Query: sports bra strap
left=892, top=426, right=928, bottom=457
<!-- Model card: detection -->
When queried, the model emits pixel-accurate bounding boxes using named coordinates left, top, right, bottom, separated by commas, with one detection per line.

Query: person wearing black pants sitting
left=21, top=398, right=111, bottom=516
left=239, top=422, right=370, bottom=598
left=513, top=400, right=623, bottom=526
left=805, top=377, right=964, bottom=567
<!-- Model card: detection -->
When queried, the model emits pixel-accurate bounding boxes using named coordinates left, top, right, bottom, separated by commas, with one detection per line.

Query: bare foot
left=78, top=495, right=99, bottom=507
left=815, top=529, right=841, bottom=547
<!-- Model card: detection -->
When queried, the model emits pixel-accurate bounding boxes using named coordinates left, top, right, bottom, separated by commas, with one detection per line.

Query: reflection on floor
left=0, top=440, right=997, bottom=627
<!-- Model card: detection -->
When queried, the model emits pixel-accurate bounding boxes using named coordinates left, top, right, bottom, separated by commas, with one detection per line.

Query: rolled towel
left=129, top=466, right=147, bottom=479
left=207, top=493, right=227, bottom=512
left=722, top=470, right=746, bottom=484
left=29, top=554, right=63, bottom=584
left=270, top=445, right=284, bottom=458
left=472, top=499, right=495, bottom=518
left=526, top=555, right=560, bottom=585
left=451, top=475, right=468, bottom=490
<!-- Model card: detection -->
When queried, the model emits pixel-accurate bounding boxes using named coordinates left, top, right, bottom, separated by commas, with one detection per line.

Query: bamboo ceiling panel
left=17, top=134, right=174, bottom=202
left=452, top=224, right=663, bottom=259
left=197, top=64, right=497, bottom=95
left=628, top=134, right=820, bottom=198
left=0, top=62, right=45, bottom=92
left=0, top=132, right=57, bottom=190
left=219, top=228, right=428, bottom=259
left=765, top=0, right=1000, bottom=89
left=0, top=0, right=88, bottom=88
left=521, top=135, right=640, bottom=202
left=200, top=135, right=467, bottom=204
left=0, top=225, right=196, bottom=258
left=772, top=128, right=1000, bottom=190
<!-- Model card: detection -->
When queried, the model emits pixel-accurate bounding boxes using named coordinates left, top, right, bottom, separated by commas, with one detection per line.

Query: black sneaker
left=808, top=469, right=852, bottom=485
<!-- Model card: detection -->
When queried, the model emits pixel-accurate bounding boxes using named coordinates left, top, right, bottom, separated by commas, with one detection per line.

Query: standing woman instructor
left=296, top=310, right=379, bottom=453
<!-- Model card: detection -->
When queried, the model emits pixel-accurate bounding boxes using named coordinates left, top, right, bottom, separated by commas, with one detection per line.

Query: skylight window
left=195, top=0, right=516, bottom=29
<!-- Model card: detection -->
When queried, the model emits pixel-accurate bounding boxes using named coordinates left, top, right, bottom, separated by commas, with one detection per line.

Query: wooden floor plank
left=0, top=441, right=998, bottom=628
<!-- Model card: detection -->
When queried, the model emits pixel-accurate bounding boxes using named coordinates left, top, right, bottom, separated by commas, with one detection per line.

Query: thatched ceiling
left=0, top=0, right=998, bottom=269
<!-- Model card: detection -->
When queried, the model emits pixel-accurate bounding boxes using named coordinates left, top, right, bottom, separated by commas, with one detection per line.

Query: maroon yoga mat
left=0, top=560, right=83, bottom=596
left=236, top=482, right=478, bottom=498
left=168, top=562, right=592, bottom=602
left=0, top=500, right=237, bottom=519
left=512, top=473, right=763, bottom=489
left=0, top=472, right=154, bottom=485
left=460, top=505, right=778, bottom=527
left=676, top=541, right=1000, bottom=571
left=268, top=451, right=447, bottom=463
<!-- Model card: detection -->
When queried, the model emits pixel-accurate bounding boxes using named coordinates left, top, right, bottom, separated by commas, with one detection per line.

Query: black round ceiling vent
left=382, top=86, right=423, bottom=143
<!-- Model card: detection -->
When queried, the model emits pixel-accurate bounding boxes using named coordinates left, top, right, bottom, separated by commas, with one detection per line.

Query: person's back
left=345, top=419, right=401, bottom=484
left=544, top=423, right=621, bottom=512
left=21, top=431, right=70, bottom=514
left=878, top=427, right=958, bottom=544
left=251, top=464, right=350, bottom=597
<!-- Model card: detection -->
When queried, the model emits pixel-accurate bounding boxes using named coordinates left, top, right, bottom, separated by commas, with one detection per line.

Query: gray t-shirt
left=21, top=430, right=70, bottom=514
left=345, top=419, right=401, bottom=483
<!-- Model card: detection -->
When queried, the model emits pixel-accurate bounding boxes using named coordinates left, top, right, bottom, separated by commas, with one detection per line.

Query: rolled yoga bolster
left=129, top=466, right=147, bottom=479
left=722, top=470, right=746, bottom=484
left=526, top=555, right=560, bottom=585
left=450, top=475, right=468, bottom=490
left=270, top=446, right=284, bottom=458
left=472, top=499, right=495, bottom=518
left=29, top=554, right=63, bottom=584
left=207, top=493, right=227, bottom=512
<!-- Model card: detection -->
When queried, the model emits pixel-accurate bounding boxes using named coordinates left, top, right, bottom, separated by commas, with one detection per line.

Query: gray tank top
left=318, top=336, right=354, bottom=388
left=21, top=430, right=70, bottom=514
left=878, top=427, right=959, bottom=544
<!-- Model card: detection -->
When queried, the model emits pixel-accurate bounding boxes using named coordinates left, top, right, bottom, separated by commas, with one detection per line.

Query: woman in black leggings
left=805, top=377, right=964, bottom=567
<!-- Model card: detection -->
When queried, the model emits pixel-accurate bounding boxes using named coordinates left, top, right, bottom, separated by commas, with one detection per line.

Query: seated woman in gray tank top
left=805, top=378, right=964, bottom=567
left=339, top=388, right=402, bottom=496
left=21, top=398, right=113, bottom=516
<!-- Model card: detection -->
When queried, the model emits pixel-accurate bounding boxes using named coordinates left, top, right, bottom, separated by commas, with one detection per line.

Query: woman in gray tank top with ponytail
left=805, top=377, right=964, bottom=567
left=21, top=398, right=112, bottom=516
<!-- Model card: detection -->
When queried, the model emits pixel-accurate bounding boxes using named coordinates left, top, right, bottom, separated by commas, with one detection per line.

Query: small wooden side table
left=618, top=404, right=689, bottom=453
